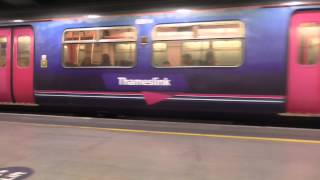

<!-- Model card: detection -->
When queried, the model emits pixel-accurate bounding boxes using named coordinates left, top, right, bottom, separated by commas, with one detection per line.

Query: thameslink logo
left=117, top=77, right=171, bottom=86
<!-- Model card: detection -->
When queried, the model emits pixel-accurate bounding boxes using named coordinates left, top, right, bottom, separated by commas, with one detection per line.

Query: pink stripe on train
left=35, top=90, right=285, bottom=100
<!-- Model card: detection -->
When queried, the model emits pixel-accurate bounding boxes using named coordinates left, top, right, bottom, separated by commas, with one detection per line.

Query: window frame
left=151, top=20, right=246, bottom=68
left=62, top=26, right=138, bottom=69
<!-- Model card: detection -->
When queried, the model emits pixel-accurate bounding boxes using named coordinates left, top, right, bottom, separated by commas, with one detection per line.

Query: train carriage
left=0, top=2, right=320, bottom=116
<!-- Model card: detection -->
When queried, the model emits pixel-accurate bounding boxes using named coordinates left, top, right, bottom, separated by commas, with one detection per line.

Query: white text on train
left=117, top=77, right=171, bottom=86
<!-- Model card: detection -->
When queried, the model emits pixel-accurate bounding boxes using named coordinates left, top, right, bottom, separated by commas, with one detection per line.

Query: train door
left=13, top=27, right=34, bottom=103
left=0, top=27, right=34, bottom=104
left=0, top=29, right=12, bottom=102
left=287, top=12, right=320, bottom=113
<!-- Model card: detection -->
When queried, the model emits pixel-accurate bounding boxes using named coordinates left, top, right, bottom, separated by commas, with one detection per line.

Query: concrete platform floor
left=0, top=113, right=320, bottom=180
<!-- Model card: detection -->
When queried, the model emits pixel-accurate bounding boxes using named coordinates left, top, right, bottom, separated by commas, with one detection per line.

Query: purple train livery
left=1, top=2, right=320, bottom=116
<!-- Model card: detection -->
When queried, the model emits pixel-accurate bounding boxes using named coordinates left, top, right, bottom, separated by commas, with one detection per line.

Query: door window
left=17, top=36, right=31, bottom=67
left=298, top=23, right=320, bottom=65
left=0, top=37, right=7, bottom=67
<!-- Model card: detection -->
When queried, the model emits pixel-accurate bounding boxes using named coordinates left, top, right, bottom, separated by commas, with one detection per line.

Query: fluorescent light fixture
left=135, top=18, right=154, bottom=24
left=13, top=19, right=24, bottom=23
left=176, top=9, right=192, bottom=14
left=284, top=1, right=305, bottom=6
left=87, top=15, right=101, bottom=19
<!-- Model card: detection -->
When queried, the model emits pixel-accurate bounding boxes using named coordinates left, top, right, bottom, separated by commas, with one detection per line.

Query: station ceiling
left=0, top=0, right=255, bottom=7
left=0, top=0, right=313, bottom=20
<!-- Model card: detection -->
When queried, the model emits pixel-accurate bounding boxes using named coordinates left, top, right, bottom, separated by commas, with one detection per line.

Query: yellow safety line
left=2, top=121, right=320, bottom=144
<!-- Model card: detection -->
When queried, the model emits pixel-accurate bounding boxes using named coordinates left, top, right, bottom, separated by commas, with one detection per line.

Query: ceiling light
left=176, top=9, right=192, bottom=14
left=87, top=15, right=101, bottom=19
left=13, top=19, right=24, bottom=23
left=284, top=1, right=305, bottom=6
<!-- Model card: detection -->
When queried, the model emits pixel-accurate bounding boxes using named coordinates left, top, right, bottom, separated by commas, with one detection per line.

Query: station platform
left=0, top=112, right=320, bottom=180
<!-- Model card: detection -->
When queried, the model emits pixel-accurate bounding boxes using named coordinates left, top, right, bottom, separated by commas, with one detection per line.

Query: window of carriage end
left=62, top=27, right=137, bottom=67
left=298, top=23, right=320, bottom=65
left=152, top=21, right=245, bottom=67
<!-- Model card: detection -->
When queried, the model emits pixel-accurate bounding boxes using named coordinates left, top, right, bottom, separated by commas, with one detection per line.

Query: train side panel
left=33, top=7, right=292, bottom=113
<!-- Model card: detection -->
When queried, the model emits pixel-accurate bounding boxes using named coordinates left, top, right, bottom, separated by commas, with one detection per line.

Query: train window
left=63, top=27, right=137, bottom=67
left=64, top=30, right=97, bottom=41
left=99, top=28, right=136, bottom=41
left=298, top=24, right=320, bottom=65
left=0, top=37, right=7, bottom=67
left=152, top=21, right=245, bottom=67
left=182, top=41, right=210, bottom=66
left=17, top=36, right=31, bottom=67
left=153, top=43, right=168, bottom=66
left=212, top=40, right=243, bottom=66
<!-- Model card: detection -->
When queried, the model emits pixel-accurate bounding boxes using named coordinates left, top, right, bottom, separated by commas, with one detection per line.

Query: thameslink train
left=0, top=2, right=320, bottom=116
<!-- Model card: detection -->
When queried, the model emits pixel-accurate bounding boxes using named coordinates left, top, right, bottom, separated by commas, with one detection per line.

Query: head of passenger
left=162, top=61, right=170, bottom=67
left=101, top=54, right=111, bottom=66
left=205, top=51, right=215, bottom=66
left=81, top=57, right=91, bottom=66
left=182, top=54, right=193, bottom=66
